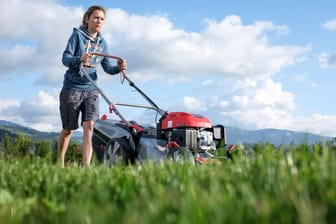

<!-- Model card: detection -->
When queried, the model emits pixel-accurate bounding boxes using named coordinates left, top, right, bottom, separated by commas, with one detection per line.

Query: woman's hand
left=118, top=59, right=127, bottom=71
left=80, top=53, right=92, bottom=64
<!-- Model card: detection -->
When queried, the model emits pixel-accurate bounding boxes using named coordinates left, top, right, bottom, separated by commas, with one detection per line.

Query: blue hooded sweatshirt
left=62, top=26, right=121, bottom=90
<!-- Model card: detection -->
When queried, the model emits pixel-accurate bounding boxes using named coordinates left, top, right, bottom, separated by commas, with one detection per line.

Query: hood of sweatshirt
left=75, top=26, right=101, bottom=42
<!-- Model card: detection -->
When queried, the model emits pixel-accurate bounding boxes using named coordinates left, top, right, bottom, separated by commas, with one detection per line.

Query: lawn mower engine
left=158, top=112, right=226, bottom=154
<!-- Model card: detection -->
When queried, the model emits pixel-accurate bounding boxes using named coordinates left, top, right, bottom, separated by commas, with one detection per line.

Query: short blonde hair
left=81, top=5, right=106, bottom=28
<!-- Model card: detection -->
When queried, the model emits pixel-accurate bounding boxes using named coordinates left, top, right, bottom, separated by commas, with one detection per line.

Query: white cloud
left=181, top=77, right=336, bottom=136
left=214, top=78, right=296, bottom=129
left=1, top=1, right=308, bottom=84
left=0, top=98, right=20, bottom=111
left=322, top=20, right=336, bottom=31
left=0, top=90, right=61, bottom=132
left=183, top=96, right=206, bottom=112
left=202, top=80, right=214, bottom=86
left=0, top=0, right=83, bottom=83
left=105, top=13, right=308, bottom=80
left=291, top=114, right=336, bottom=137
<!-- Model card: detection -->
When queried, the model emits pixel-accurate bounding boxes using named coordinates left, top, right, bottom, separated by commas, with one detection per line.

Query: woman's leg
left=58, top=129, right=73, bottom=168
left=82, top=120, right=95, bottom=167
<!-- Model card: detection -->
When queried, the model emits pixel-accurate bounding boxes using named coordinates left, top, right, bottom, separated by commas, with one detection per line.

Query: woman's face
left=86, top=10, right=105, bottom=35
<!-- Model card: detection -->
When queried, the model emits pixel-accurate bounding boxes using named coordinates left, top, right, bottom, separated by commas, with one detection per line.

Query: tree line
left=0, top=133, right=82, bottom=164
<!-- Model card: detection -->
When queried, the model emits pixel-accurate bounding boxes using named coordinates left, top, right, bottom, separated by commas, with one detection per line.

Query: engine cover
left=161, top=112, right=212, bottom=130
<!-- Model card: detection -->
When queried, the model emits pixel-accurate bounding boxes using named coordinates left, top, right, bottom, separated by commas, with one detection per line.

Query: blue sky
left=1, top=0, right=336, bottom=136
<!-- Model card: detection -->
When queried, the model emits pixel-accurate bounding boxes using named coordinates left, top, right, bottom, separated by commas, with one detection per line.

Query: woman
left=58, top=5, right=127, bottom=167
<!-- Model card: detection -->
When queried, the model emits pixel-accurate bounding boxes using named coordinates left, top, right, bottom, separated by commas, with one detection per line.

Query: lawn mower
left=80, top=53, right=234, bottom=166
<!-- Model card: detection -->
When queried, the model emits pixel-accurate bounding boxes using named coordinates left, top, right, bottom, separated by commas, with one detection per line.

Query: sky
left=1, top=0, right=336, bottom=137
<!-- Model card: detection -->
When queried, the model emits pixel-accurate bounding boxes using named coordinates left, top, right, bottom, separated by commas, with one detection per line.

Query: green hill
left=0, top=120, right=59, bottom=141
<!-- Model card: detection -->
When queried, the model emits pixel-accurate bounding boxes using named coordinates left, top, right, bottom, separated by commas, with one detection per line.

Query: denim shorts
left=59, top=87, right=99, bottom=130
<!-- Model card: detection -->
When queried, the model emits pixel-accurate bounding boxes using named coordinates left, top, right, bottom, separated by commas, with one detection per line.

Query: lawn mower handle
left=91, top=52, right=166, bottom=116
left=91, top=52, right=125, bottom=76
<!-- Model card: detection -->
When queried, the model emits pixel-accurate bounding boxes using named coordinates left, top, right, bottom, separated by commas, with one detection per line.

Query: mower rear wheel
left=104, top=138, right=135, bottom=166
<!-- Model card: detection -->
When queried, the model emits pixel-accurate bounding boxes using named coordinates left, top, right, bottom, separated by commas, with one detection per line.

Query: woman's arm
left=62, top=32, right=82, bottom=68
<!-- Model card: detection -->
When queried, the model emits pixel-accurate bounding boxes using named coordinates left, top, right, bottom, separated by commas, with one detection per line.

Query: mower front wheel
left=171, top=148, right=195, bottom=164
left=104, top=138, right=136, bottom=166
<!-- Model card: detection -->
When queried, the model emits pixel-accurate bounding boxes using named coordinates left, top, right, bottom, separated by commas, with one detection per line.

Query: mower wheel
left=105, top=138, right=136, bottom=166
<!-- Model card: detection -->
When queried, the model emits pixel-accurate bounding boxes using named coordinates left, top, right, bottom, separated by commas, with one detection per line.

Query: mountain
left=226, top=126, right=333, bottom=145
left=0, top=120, right=60, bottom=141
left=0, top=120, right=333, bottom=145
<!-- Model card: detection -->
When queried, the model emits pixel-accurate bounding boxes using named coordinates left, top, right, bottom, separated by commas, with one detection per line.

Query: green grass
left=1, top=143, right=336, bottom=223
